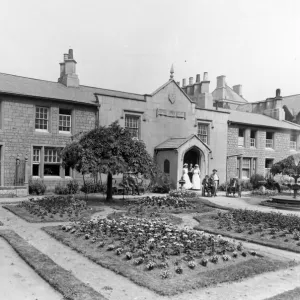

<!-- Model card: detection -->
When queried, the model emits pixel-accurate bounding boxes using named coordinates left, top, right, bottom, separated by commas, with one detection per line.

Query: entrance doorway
left=184, top=147, right=200, bottom=167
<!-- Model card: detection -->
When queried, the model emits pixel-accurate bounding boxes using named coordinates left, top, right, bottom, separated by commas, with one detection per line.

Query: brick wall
left=227, top=124, right=292, bottom=181
left=0, top=95, right=97, bottom=187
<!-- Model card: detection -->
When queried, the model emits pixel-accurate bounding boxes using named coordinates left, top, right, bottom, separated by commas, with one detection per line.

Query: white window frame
left=238, top=128, right=245, bottom=147
left=265, top=158, right=274, bottom=178
left=242, top=158, right=250, bottom=179
left=59, top=109, right=72, bottom=133
left=290, top=134, right=297, bottom=151
left=32, top=147, right=41, bottom=177
left=125, top=114, right=140, bottom=139
left=197, top=123, right=209, bottom=145
left=250, top=130, right=256, bottom=148
left=35, top=106, right=49, bottom=131
left=266, top=132, right=274, bottom=149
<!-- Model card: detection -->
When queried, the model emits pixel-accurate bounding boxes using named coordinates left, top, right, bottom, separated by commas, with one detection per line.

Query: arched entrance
left=183, top=147, right=200, bottom=167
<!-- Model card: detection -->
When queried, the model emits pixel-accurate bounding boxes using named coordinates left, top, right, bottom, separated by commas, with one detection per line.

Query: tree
left=270, top=153, right=300, bottom=177
left=60, top=121, right=156, bottom=200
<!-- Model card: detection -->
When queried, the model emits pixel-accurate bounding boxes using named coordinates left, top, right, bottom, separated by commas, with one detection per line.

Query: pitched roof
left=212, top=85, right=248, bottom=104
left=226, top=109, right=300, bottom=131
left=0, top=72, right=146, bottom=105
left=155, top=134, right=211, bottom=150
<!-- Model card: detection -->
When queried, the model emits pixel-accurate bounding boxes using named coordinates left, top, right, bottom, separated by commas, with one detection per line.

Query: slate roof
left=155, top=134, right=211, bottom=150
left=226, top=109, right=300, bottom=131
left=212, top=84, right=248, bottom=104
left=0, top=72, right=146, bottom=105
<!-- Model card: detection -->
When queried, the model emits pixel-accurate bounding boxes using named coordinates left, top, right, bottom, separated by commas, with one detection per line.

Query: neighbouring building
left=0, top=50, right=299, bottom=193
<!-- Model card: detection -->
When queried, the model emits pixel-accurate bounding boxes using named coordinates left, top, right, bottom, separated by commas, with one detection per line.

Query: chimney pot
left=182, top=78, right=186, bottom=87
left=196, top=74, right=201, bottom=83
left=203, top=72, right=208, bottom=81
left=276, top=88, right=281, bottom=97
left=68, top=49, right=74, bottom=59
left=217, top=75, right=226, bottom=88
left=176, top=81, right=180, bottom=87
left=189, top=77, right=193, bottom=85
left=64, top=53, right=68, bottom=61
left=233, top=84, right=243, bottom=97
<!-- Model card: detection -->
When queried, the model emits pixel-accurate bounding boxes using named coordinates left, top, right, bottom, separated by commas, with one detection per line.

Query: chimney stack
left=182, top=78, right=186, bottom=87
left=233, top=84, right=243, bottom=97
left=203, top=72, right=209, bottom=81
left=176, top=81, right=180, bottom=86
left=58, top=49, right=79, bottom=87
left=217, top=75, right=226, bottom=88
left=189, top=77, right=194, bottom=85
left=196, top=74, right=201, bottom=83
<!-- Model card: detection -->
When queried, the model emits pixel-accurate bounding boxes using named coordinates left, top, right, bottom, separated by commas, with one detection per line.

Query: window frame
left=59, top=108, right=72, bottom=133
left=265, top=158, right=274, bottom=178
left=290, top=133, right=297, bottom=151
left=125, top=114, right=141, bottom=139
left=241, top=158, right=251, bottom=180
left=35, top=106, right=49, bottom=132
left=266, top=131, right=274, bottom=149
left=238, top=128, right=245, bottom=147
left=250, top=130, right=256, bottom=148
left=197, top=123, right=209, bottom=145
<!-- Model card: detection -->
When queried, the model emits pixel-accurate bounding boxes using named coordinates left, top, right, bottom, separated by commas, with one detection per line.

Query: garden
left=42, top=214, right=294, bottom=296
left=194, top=209, right=300, bottom=253
left=3, top=195, right=102, bottom=223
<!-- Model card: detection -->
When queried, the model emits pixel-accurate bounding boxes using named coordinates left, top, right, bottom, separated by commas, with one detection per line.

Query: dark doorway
left=184, top=148, right=200, bottom=167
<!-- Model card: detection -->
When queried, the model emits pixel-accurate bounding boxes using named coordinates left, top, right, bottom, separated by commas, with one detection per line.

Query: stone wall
left=0, top=94, right=97, bottom=187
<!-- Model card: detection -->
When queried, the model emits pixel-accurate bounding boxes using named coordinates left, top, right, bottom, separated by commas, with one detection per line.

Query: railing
left=250, top=138, right=256, bottom=147
left=290, top=141, right=297, bottom=151
left=238, top=137, right=244, bottom=147
left=266, top=139, right=273, bottom=149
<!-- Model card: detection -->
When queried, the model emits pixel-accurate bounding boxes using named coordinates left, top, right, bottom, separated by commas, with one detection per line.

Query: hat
left=195, top=164, right=199, bottom=167
left=213, top=169, right=217, bottom=172
left=183, top=163, right=188, bottom=167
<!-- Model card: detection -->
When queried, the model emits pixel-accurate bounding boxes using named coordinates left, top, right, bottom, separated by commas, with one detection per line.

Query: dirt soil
left=1, top=201, right=300, bottom=300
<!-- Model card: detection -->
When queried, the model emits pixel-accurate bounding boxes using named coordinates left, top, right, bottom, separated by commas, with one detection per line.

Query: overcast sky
left=1, top=0, right=300, bottom=102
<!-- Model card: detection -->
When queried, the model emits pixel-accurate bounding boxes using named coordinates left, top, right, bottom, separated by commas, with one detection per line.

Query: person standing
left=182, top=163, right=192, bottom=189
left=192, top=164, right=201, bottom=190
left=211, top=169, right=219, bottom=196
left=188, top=164, right=194, bottom=182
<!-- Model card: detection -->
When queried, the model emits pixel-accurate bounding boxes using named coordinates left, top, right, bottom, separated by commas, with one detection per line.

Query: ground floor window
left=32, top=146, right=70, bottom=178
left=265, top=158, right=274, bottom=178
left=237, top=157, right=257, bottom=179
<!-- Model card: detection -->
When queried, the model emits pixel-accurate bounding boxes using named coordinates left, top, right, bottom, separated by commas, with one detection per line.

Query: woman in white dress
left=192, top=164, right=201, bottom=190
left=182, top=163, right=192, bottom=189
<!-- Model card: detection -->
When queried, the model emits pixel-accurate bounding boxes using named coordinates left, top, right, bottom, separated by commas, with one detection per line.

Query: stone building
left=0, top=49, right=299, bottom=193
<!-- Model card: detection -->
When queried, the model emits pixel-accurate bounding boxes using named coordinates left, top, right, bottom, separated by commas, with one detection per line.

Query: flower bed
left=42, top=216, right=294, bottom=295
left=3, top=196, right=102, bottom=223
left=194, top=209, right=300, bottom=253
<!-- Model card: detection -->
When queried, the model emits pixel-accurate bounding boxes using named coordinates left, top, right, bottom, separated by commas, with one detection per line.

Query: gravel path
left=1, top=200, right=300, bottom=300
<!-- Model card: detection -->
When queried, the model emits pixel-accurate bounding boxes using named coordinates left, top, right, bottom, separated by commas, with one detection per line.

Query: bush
left=54, top=183, right=69, bottom=195
left=240, top=181, right=253, bottom=191
left=66, top=180, right=79, bottom=194
left=250, top=174, right=265, bottom=189
left=148, top=173, right=172, bottom=194
left=29, top=179, right=46, bottom=195
left=218, top=182, right=226, bottom=191
left=80, top=180, right=106, bottom=194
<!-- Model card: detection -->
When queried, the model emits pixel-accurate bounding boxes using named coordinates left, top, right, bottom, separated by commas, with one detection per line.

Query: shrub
left=80, top=180, right=106, bottom=194
left=29, top=179, right=46, bottom=195
left=66, top=180, right=79, bottom=194
left=54, top=183, right=69, bottom=195
left=218, top=182, right=226, bottom=191
left=148, top=172, right=172, bottom=194
left=250, top=174, right=265, bottom=189
left=241, top=181, right=253, bottom=191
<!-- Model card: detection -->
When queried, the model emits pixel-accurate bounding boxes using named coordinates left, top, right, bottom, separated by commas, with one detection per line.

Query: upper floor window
left=238, top=128, right=245, bottom=147
left=290, top=133, right=297, bottom=151
left=197, top=124, right=209, bottom=144
left=125, top=115, right=140, bottom=139
left=266, top=132, right=274, bottom=149
left=59, top=108, right=72, bottom=133
left=250, top=130, right=256, bottom=147
left=35, top=107, right=49, bottom=131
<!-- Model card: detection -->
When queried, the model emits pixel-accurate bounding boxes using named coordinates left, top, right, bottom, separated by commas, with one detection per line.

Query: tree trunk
left=106, top=172, right=113, bottom=201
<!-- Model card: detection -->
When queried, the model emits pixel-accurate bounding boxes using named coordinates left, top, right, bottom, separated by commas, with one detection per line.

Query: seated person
left=202, top=175, right=214, bottom=196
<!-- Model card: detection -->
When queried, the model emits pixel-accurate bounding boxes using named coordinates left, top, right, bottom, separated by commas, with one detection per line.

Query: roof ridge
left=81, top=84, right=145, bottom=96
left=0, top=72, right=59, bottom=85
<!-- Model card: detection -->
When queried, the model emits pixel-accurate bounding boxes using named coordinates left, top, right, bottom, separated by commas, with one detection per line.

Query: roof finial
left=170, top=64, right=174, bottom=80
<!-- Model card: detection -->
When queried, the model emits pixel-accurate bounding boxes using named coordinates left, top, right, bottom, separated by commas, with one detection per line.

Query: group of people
left=182, top=163, right=219, bottom=196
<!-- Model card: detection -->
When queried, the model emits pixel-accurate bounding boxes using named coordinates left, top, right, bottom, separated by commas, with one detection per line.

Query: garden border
left=0, top=229, right=107, bottom=300
left=265, top=287, right=300, bottom=300
left=193, top=222, right=300, bottom=254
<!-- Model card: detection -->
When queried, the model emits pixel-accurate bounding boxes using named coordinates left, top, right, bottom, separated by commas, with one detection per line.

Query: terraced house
left=0, top=49, right=299, bottom=194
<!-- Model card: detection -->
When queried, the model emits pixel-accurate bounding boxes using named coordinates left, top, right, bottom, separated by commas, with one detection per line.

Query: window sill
left=35, top=130, right=51, bottom=135
left=43, top=176, right=63, bottom=179
left=265, top=148, right=274, bottom=151
left=59, top=131, right=72, bottom=135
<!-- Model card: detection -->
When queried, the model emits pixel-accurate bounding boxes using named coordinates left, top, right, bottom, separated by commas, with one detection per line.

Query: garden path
left=1, top=203, right=300, bottom=300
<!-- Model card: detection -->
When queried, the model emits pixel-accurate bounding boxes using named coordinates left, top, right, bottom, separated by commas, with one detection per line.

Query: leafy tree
left=270, top=154, right=300, bottom=177
left=60, top=121, right=156, bottom=200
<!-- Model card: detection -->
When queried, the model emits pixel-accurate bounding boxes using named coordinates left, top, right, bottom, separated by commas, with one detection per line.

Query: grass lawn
left=194, top=210, right=300, bottom=253
left=265, top=288, right=300, bottom=300
left=42, top=219, right=295, bottom=296
left=0, top=229, right=107, bottom=300
left=3, top=195, right=103, bottom=223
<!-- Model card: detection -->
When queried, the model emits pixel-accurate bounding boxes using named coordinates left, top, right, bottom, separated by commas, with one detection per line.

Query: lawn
left=3, top=195, right=103, bottom=223
left=42, top=215, right=295, bottom=296
left=194, top=209, right=300, bottom=253
left=0, top=229, right=107, bottom=300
